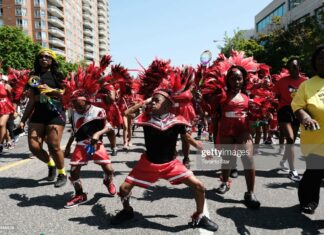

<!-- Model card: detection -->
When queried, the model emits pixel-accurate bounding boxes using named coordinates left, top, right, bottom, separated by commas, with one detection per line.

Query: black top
left=74, top=119, right=105, bottom=142
left=143, top=125, right=187, bottom=164
left=32, top=71, right=65, bottom=113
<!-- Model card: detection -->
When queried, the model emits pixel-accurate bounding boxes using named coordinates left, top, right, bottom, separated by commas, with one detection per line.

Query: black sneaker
left=215, top=182, right=230, bottom=194
left=111, top=207, right=134, bottom=225
left=300, top=202, right=318, bottom=214
left=54, top=174, right=67, bottom=188
left=230, top=168, right=239, bottom=178
left=244, top=192, right=261, bottom=209
left=47, top=166, right=57, bottom=181
left=189, top=215, right=218, bottom=232
left=111, top=148, right=117, bottom=156
left=0, top=145, right=3, bottom=155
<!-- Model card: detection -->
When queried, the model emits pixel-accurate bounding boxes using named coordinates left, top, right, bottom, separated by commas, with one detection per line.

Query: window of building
left=16, top=8, right=27, bottom=16
left=289, top=0, right=306, bottom=11
left=0, top=0, right=3, bottom=5
left=0, top=8, right=3, bottom=16
left=34, top=0, right=45, bottom=7
left=15, top=0, right=26, bottom=5
left=0, top=19, right=3, bottom=26
left=35, top=20, right=46, bottom=29
left=315, top=5, right=324, bottom=23
left=256, top=3, right=285, bottom=32
left=16, top=18, right=28, bottom=28
left=36, top=31, right=47, bottom=40
left=34, top=9, right=45, bottom=18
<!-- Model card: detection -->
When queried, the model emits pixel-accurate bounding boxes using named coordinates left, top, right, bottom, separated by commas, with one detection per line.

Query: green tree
left=221, top=30, right=265, bottom=59
left=56, top=55, right=86, bottom=76
left=0, top=26, right=41, bottom=73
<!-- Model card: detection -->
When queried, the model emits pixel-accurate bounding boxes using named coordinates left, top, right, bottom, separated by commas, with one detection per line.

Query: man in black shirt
left=111, top=89, right=218, bottom=232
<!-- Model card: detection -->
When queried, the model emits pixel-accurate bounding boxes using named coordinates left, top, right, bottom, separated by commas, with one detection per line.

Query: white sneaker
left=280, top=160, right=289, bottom=172
left=288, top=170, right=301, bottom=182
left=278, top=147, right=285, bottom=155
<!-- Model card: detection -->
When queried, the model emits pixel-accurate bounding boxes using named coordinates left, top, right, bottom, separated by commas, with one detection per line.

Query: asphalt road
left=0, top=125, right=324, bottom=235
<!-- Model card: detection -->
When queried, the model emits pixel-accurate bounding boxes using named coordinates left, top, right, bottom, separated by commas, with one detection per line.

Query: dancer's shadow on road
left=69, top=203, right=188, bottom=232
left=216, top=205, right=324, bottom=235
left=0, top=153, right=30, bottom=160
left=77, top=170, right=122, bottom=179
left=9, top=192, right=72, bottom=210
left=0, top=177, right=53, bottom=189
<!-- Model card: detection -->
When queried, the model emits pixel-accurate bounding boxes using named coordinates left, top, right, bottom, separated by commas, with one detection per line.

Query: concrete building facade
left=0, top=0, right=110, bottom=64
left=255, top=0, right=324, bottom=34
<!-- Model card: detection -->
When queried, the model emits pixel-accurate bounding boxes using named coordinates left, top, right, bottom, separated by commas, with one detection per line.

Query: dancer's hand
left=19, top=121, right=25, bottom=130
left=302, top=117, right=320, bottom=131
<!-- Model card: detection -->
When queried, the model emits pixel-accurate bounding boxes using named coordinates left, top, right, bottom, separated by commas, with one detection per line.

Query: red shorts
left=70, top=143, right=111, bottom=166
left=219, top=117, right=250, bottom=137
left=125, top=153, right=193, bottom=188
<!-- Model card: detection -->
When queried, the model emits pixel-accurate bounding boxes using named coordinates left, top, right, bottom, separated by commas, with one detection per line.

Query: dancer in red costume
left=63, top=62, right=116, bottom=208
left=111, top=67, right=218, bottom=232
left=201, top=51, right=261, bottom=209
left=171, top=66, right=196, bottom=167
left=95, top=83, right=122, bottom=156
left=0, top=75, right=15, bottom=154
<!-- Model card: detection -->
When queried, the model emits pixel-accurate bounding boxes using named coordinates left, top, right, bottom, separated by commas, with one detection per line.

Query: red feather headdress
left=7, top=68, right=30, bottom=102
left=63, top=55, right=112, bottom=107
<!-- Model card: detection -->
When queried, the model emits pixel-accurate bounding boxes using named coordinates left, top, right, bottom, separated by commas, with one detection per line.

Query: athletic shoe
left=230, top=168, right=239, bottom=178
left=300, top=202, right=318, bottom=214
left=0, top=145, right=3, bottom=155
left=111, top=207, right=135, bottom=225
left=111, top=148, right=118, bottom=156
left=47, top=166, right=57, bottom=181
left=244, top=192, right=261, bottom=209
left=288, top=170, right=301, bottom=182
left=189, top=215, right=218, bottom=232
left=279, top=160, right=289, bottom=172
left=215, top=182, right=230, bottom=194
left=54, top=174, right=67, bottom=187
left=64, top=193, right=88, bottom=209
left=103, top=179, right=116, bottom=196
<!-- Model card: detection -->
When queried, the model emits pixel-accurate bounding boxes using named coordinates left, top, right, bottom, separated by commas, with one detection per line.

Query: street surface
left=1, top=125, right=324, bottom=235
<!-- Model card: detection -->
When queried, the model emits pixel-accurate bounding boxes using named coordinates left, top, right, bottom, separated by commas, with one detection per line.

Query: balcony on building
left=98, top=23, right=106, bottom=31
left=51, top=47, right=65, bottom=56
left=85, top=52, right=94, bottom=60
left=98, top=16, right=106, bottom=24
left=83, top=11, right=92, bottom=21
left=47, top=5, right=64, bottom=19
left=98, top=1, right=106, bottom=10
left=83, top=19, right=93, bottom=29
left=48, top=0, right=63, bottom=8
left=83, top=28, right=93, bottom=37
left=84, top=35, right=94, bottom=45
left=48, top=16, right=64, bottom=28
left=83, top=4, right=92, bottom=14
left=98, top=8, right=106, bottom=17
left=49, top=36, right=65, bottom=48
left=48, top=27, right=65, bottom=38
left=84, top=44, right=94, bottom=53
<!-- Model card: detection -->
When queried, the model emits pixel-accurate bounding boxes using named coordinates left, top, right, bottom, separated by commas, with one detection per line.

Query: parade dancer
left=63, top=64, right=116, bottom=208
left=273, top=57, right=307, bottom=181
left=202, top=51, right=261, bottom=208
left=111, top=69, right=218, bottom=232
left=0, top=75, right=15, bottom=155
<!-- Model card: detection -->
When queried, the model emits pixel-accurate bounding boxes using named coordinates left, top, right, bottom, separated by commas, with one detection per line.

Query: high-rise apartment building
left=255, top=0, right=324, bottom=34
left=0, top=0, right=110, bottom=64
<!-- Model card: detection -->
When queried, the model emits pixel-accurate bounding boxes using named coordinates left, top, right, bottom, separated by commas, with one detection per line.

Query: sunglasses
left=39, top=55, right=52, bottom=60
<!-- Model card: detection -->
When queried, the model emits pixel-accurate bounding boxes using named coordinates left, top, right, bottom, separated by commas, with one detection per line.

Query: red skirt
left=0, top=97, right=15, bottom=115
left=106, top=103, right=123, bottom=128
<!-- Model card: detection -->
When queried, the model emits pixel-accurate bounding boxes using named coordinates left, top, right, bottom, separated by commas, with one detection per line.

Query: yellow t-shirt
left=291, top=75, right=324, bottom=157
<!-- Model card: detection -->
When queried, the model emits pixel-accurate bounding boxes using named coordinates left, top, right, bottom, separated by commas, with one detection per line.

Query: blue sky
left=110, top=0, right=272, bottom=70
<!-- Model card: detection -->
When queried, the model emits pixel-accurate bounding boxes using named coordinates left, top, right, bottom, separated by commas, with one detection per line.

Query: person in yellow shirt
left=291, top=44, right=324, bottom=214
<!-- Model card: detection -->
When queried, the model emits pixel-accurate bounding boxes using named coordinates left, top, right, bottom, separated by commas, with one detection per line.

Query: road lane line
left=199, top=199, right=214, bottom=235
left=0, top=156, right=34, bottom=172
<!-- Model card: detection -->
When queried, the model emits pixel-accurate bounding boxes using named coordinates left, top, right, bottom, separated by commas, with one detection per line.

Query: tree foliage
left=0, top=26, right=41, bottom=73
left=221, top=15, right=324, bottom=76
